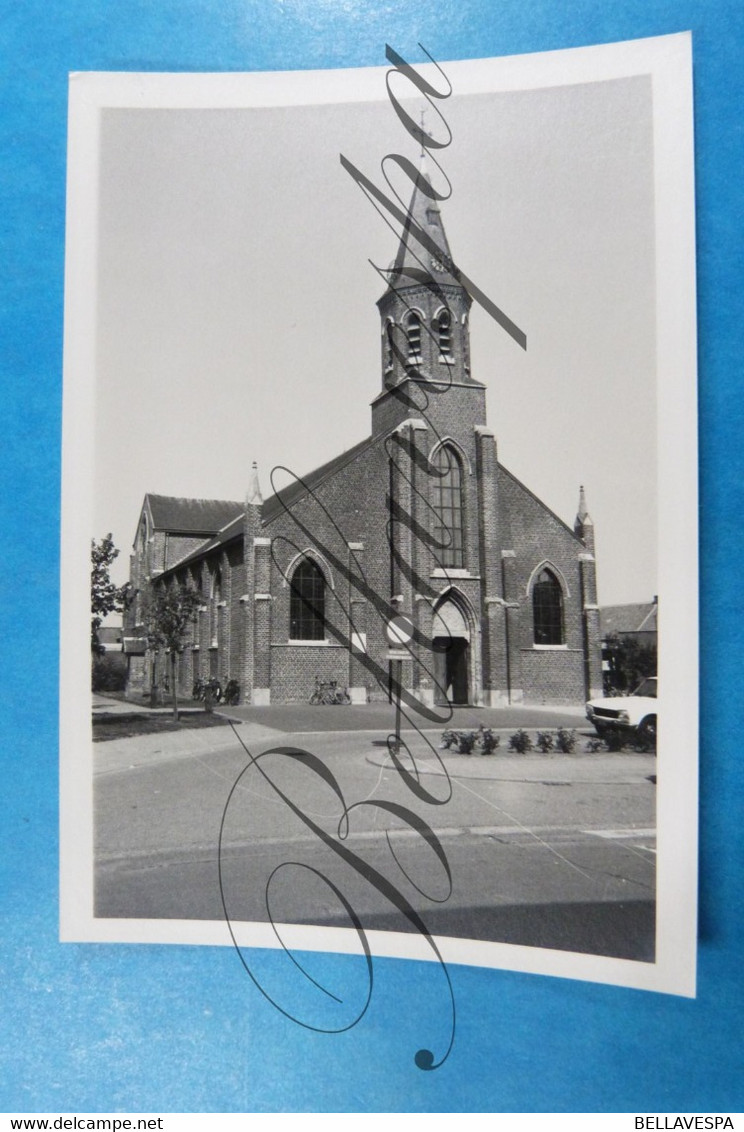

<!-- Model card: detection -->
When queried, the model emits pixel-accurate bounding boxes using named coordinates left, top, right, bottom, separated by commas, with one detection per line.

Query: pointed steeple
left=385, top=154, right=459, bottom=292
left=372, top=154, right=481, bottom=434
left=576, top=484, right=590, bottom=523
left=246, top=461, right=262, bottom=507
left=574, top=484, right=595, bottom=551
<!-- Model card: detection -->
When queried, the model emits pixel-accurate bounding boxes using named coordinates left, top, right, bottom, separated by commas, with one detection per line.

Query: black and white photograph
left=61, top=38, right=697, bottom=997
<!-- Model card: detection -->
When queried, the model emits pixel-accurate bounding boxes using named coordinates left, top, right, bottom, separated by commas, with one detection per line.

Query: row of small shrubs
left=510, top=729, right=651, bottom=754
left=508, top=727, right=578, bottom=754
left=440, top=726, right=501, bottom=755
left=585, top=731, right=655, bottom=753
left=440, top=726, right=578, bottom=756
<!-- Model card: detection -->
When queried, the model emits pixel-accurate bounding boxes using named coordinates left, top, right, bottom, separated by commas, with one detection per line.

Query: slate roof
left=165, top=512, right=245, bottom=572
left=600, top=601, right=658, bottom=636
left=146, top=494, right=244, bottom=534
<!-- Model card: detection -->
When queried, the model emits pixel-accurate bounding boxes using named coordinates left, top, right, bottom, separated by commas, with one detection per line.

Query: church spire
left=574, top=484, right=595, bottom=551
left=385, top=153, right=459, bottom=292
left=372, top=152, right=481, bottom=435
left=246, top=461, right=262, bottom=507
left=576, top=484, right=590, bottom=523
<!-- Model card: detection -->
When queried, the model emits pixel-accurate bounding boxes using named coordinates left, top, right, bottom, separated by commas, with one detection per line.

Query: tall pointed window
left=437, top=309, right=452, bottom=358
left=533, top=568, right=564, bottom=645
left=384, top=320, right=395, bottom=373
left=432, top=445, right=464, bottom=568
left=289, top=558, right=326, bottom=640
left=406, top=312, right=422, bottom=361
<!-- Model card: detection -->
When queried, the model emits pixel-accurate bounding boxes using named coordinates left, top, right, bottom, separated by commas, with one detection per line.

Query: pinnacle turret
left=574, top=484, right=595, bottom=551
left=246, top=462, right=262, bottom=507
left=577, top=484, right=591, bottom=523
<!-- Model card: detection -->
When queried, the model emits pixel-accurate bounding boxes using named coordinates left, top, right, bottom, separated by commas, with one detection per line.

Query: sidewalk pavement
left=92, top=694, right=591, bottom=767
left=93, top=693, right=588, bottom=729
left=93, top=708, right=654, bottom=787
left=366, top=745, right=655, bottom=785
left=92, top=693, right=204, bottom=716
left=92, top=714, right=283, bottom=775
left=213, top=699, right=588, bottom=734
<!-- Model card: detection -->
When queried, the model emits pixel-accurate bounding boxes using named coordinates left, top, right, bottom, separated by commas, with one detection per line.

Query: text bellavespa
left=635, top=1120, right=734, bottom=1129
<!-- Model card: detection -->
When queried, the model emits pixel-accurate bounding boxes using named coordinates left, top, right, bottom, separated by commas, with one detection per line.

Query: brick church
left=124, top=165, right=603, bottom=708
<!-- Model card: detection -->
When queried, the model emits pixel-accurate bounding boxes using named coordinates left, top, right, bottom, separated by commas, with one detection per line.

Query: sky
left=91, top=65, right=657, bottom=606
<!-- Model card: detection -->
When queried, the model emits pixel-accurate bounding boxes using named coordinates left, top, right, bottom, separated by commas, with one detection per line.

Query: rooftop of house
left=600, top=600, right=658, bottom=636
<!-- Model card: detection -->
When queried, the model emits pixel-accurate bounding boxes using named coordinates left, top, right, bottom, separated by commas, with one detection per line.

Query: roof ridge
left=160, top=518, right=247, bottom=575
left=215, top=511, right=246, bottom=536
left=161, top=535, right=215, bottom=574
left=498, top=462, right=583, bottom=544
left=262, top=435, right=375, bottom=521
left=146, top=491, right=243, bottom=507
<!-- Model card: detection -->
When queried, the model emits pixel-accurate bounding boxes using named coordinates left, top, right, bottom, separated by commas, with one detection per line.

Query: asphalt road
left=94, top=718, right=656, bottom=961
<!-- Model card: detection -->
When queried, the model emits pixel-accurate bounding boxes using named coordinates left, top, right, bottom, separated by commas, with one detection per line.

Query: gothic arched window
left=437, top=309, right=452, bottom=357
left=532, top=568, right=564, bottom=645
left=432, top=445, right=464, bottom=568
left=406, top=312, right=422, bottom=361
left=384, top=320, right=395, bottom=372
left=289, top=558, right=326, bottom=640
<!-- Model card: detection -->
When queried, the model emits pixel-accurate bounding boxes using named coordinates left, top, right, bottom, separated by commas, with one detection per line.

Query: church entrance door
left=433, top=635, right=470, bottom=705
left=432, top=598, right=472, bottom=705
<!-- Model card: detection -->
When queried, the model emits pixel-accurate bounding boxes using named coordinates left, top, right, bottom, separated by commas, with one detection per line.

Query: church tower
left=370, top=159, right=487, bottom=437
left=370, top=159, right=504, bottom=708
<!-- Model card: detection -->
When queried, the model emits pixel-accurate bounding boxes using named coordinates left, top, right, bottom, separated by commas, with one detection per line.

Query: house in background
left=92, top=621, right=128, bottom=694
left=96, top=625, right=123, bottom=652
left=600, top=597, right=658, bottom=647
left=599, top=597, right=658, bottom=692
left=124, top=166, right=603, bottom=708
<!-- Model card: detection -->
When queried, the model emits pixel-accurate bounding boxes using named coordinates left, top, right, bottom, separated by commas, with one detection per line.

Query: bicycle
left=223, top=678, right=240, bottom=705
left=309, top=677, right=351, bottom=705
left=194, top=676, right=222, bottom=704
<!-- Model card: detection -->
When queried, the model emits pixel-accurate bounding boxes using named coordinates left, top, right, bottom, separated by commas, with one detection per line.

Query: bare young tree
left=142, top=583, right=203, bottom=722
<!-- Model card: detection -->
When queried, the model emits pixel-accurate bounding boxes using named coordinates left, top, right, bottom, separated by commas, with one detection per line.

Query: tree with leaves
left=91, top=534, right=129, bottom=655
left=142, top=583, right=203, bottom=721
left=603, top=632, right=657, bottom=695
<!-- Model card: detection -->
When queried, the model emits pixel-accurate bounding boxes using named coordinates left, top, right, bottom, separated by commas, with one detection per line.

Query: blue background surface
left=1, top=0, right=742, bottom=1113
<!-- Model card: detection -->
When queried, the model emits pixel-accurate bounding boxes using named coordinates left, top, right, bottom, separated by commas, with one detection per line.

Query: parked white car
left=585, top=676, right=657, bottom=749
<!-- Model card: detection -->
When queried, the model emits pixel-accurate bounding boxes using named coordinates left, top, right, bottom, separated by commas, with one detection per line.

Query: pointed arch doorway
left=432, top=598, right=471, bottom=705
